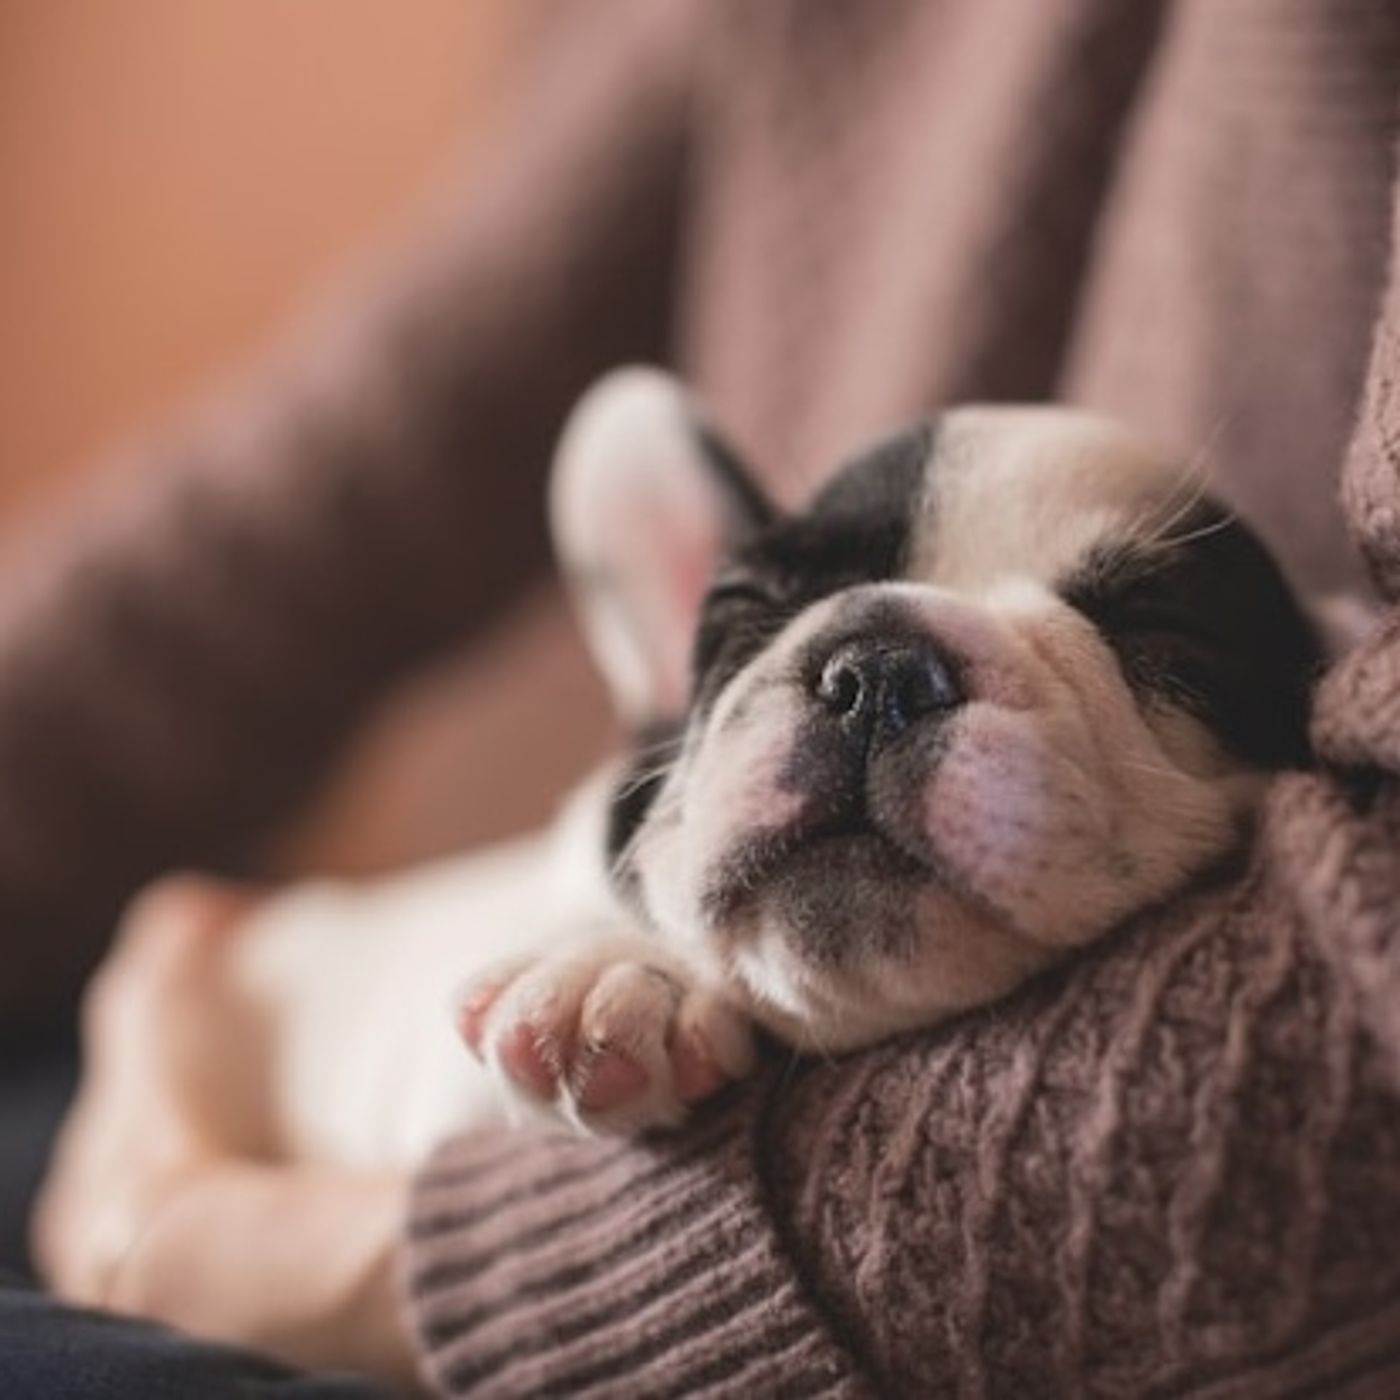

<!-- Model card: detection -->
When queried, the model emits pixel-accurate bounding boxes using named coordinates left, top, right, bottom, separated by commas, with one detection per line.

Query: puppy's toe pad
left=579, top=963, right=677, bottom=1058
left=494, top=1021, right=560, bottom=1101
left=572, top=1048, right=650, bottom=1113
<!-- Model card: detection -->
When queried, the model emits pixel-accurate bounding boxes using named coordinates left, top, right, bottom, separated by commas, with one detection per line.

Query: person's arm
left=398, top=189, right=1400, bottom=1395
left=405, top=1083, right=875, bottom=1398
left=0, top=3, right=696, bottom=1033
left=400, top=786, right=1400, bottom=1398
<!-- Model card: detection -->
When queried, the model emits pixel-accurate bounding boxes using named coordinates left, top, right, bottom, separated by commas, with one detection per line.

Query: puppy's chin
left=710, top=857, right=1051, bottom=1051
left=696, top=727, right=1240, bottom=1050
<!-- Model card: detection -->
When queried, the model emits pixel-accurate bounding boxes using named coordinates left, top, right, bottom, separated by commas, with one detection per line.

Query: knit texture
left=1, top=0, right=1398, bottom=1391
left=408, top=799, right=1400, bottom=1397
left=402, top=3, right=1400, bottom=1395
left=407, top=1105, right=871, bottom=1398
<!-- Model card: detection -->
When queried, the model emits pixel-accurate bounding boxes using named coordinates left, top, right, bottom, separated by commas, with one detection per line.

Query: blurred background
left=0, top=0, right=608, bottom=878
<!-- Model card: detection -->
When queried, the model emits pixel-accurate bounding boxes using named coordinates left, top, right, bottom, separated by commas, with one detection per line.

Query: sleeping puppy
left=202, top=368, right=1320, bottom=1168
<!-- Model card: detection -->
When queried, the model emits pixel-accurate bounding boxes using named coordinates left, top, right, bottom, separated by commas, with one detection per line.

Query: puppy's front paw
left=457, top=946, right=754, bottom=1135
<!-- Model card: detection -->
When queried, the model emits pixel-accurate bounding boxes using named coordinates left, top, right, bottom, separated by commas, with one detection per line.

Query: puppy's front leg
left=459, top=937, right=756, bottom=1135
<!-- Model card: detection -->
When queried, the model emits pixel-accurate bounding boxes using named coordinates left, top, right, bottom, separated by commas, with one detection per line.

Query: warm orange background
left=0, top=1, right=518, bottom=513
left=0, top=2, right=609, bottom=875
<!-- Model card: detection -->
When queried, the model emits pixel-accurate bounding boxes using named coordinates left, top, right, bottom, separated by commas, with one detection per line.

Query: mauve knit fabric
left=1, top=0, right=1398, bottom=1393
left=401, top=4, right=1400, bottom=1396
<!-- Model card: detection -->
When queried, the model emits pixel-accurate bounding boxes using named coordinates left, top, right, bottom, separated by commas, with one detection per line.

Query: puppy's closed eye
left=1076, top=562, right=1232, bottom=664
left=702, top=570, right=788, bottom=612
left=693, top=571, right=799, bottom=702
left=1062, top=524, right=1317, bottom=768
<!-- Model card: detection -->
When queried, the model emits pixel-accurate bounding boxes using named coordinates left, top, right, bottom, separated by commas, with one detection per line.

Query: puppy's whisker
left=1152, top=508, right=1239, bottom=553
left=607, top=811, right=650, bottom=884
left=623, top=736, right=685, bottom=767
left=1136, top=474, right=1210, bottom=553
left=776, top=1043, right=809, bottom=1094
left=613, top=760, right=678, bottom=802
left=611, top=786, right=685, bottom=888
left=1130, top=413, right=1235, bottom=554
left=614, top=766, right=667, bottom=797
left=1112, top=425, right=1221, bottom=557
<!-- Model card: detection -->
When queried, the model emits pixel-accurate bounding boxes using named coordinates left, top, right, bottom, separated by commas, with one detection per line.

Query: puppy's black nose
left=813, top=637, right=961, bottom=742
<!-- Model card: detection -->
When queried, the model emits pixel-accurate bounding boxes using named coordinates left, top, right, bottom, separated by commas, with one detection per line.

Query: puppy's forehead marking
left=914, top=406, right=1179, bottom=590
left=789, top=421, right=933, bottom=580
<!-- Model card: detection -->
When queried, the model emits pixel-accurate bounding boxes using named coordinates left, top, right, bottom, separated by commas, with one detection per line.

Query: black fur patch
left=693, top=423, right=776, bottom=533
left=605, top=423, right=932, bottom=888
left=759, top=836, right=921, bottom=966
left=605, top=719, right=682, bottom=869
left=1060, top=500, right=1322, bottom=768
left=690, top=424, right=932, bottom=715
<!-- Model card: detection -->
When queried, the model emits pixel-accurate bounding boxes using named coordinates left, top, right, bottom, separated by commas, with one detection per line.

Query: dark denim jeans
left=0, top=1033, right=75, bottom=1281
left=0, top=1283, right=395, bottom=1398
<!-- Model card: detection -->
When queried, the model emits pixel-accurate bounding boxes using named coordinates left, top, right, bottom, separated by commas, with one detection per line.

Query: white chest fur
left=223, top=778, right=621, bottom=1170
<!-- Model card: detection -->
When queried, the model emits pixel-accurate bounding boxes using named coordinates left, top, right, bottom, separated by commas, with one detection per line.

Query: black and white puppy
left=216, top=368, right=1319, bottom=1167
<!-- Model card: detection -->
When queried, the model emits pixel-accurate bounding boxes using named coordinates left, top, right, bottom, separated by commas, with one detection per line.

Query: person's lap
left=0, top=1280, right=394, bottom=1398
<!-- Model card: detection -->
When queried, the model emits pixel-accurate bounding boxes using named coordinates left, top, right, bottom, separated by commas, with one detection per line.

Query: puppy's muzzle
left=701, top=629, right=961, bottom=937
left=811, top=634, right=962, bottom=753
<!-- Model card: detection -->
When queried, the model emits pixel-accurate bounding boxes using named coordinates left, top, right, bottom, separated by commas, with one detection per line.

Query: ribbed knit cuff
left=399, top=1088, right=871, bottom=1398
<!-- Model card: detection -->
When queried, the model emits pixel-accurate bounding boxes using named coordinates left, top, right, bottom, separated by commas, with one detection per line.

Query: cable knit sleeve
left=403, top=843, right=1400, bottom=1397
left=0, top=5, right=696, bottom=1029
left=405, top=1094, right=874, bottom=1398
left=1279, top=164, right=1400, bottom=1084
left=401, top=166, right=1400, bottom=1397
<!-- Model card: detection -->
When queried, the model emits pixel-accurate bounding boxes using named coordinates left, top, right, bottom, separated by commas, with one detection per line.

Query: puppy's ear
left=551, top=367, right=773, bottom=725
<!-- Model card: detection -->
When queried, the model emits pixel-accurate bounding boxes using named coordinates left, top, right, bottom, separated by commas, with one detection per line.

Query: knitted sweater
left=402, top=4, right=1400, bottom=1393
left=407, top=781, right=1400, bottom=1397
left=3, top=1, right=1400, bottom=1393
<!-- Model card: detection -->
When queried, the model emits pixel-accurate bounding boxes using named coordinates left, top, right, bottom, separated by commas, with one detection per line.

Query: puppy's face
left=554, top=372, right=1319, bottom=1051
